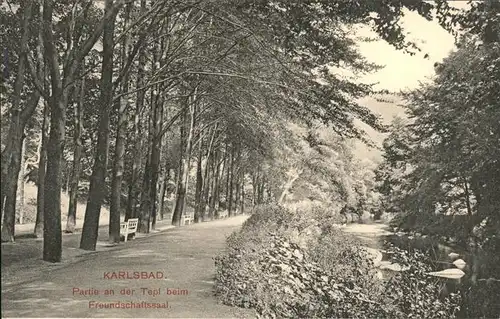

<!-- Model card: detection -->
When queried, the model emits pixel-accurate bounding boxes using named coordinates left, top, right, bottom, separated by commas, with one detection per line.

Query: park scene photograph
left=1, top=0, right=499, bottom=318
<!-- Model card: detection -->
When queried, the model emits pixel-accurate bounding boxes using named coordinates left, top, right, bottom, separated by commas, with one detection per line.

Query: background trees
left=1, top=0, right=491, bottom=263
left=375, top=18, right=500, bottom=316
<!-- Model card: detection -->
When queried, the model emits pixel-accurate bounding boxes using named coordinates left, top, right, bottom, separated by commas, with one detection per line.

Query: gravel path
left=1, top=215, right=254, bottom=318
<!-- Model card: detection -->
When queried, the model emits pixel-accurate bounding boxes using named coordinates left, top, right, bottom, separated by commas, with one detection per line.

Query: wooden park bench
left=219, top=210, right=228, bottom=219
left=120, top=218, right=138, bottom=242
left=182, top=213, right=194, bottom=225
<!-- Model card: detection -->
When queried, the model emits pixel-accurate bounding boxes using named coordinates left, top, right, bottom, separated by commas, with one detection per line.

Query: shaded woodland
left=1, top=0, right=498, bottom=278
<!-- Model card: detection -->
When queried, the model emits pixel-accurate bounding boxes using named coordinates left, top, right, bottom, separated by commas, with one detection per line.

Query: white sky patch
left=355, top=9, right=457, bottom=91
left=332, top=1, right=470, bottom=92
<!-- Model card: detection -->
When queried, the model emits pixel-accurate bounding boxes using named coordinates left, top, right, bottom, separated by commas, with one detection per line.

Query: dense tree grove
left=0, top=0, right=412, bottom=260
left=0, top=0, right=498, bottom=273
left=377, top=23, right=500, bottom=255
left=375, top=2, right=500, bottom=316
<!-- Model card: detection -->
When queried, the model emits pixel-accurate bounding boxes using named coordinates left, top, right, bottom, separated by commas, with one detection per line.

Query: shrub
left=380, top=244, right=462, bottom=319
left=460, top=280, right=500, bottom=318
left=309, top=225, right=379, bottom=293
left=215, top=204, right=463, bottom=318
left=216, top=232, right=384, bottom=318
left=215, top=204, right=384, bottom=317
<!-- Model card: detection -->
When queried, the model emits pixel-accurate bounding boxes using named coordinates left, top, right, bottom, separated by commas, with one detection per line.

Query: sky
left=349, top=4, right=471, bottom=161
left=355, top=3, right=471, bottom=92
left=356, top=18, right=455, bottom=92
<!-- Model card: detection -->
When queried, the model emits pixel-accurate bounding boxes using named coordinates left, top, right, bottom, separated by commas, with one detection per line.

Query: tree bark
left=17, top=137, right=27, bottom=224
left=463, top=176, right=473, bottom=217
left=257, top=175, right=264, bottom=204
left=41, top=0, right=68, bottom=262
left=43, top=91, right=67, bottom=262
left=210, top=150, right=223, bottom=219
left=149, top=87, right=163, bottom=230
left=1, top=135, right=24, bottom=242
left=139, top=155, right=152, bottom=232
left=240, top=171, right=245, bottom=213
left=80, top=0, right=116, bottom=251
left=0, top=2, right=35, bottom=242
left=224, top=145, right=230, bottom=210
left=65, top=75, right=85, bottom=233
left=158, top=170, right=168, bottom=220
left=126, top=0, right=146, bottom=221
left=235, top=171, right=240, bottom=214
left=172, top=93, right=196, bottom=226
left=252, top=172, right=257, bottom=207
left=40, top=0, right=122, bottom=261
left=171, top=117, right=186, bottom=226
left=34, top=101, right=49, bottom=238
left=194, top=140, right=203, bottom=223
left=138, top=84, right=159, bottom=233
left=228, top=147, right=235, bottom=216
left=200, top=127, right=216, bottom=219
left=1, top=91, right=40, bottom=242
left=208, top=150, right=218, bottom=220
left=278, top=169, right=302, bottom=204
left=126, top=92, right=144, bottom=220
left=109, top=2, right=132, bottom=243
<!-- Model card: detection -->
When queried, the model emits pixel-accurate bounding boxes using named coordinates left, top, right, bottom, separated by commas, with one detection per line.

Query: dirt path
left=1, top=216, right=255, bottom=318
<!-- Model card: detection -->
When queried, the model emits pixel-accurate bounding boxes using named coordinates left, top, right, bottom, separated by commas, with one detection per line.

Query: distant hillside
left=352, top=94, right=405, bottom=163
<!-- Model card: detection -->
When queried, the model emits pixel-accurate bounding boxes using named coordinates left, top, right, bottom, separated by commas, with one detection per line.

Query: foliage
left=214, top=205, right=382, bottom=318
left=390, top=214, right=474, bottom=246
left=460, top=276, right=500, bottom=318
left=216, top=204, right=464, bottom=318
left=376, top=34, right=500, bottom=253
left=381, top=244, right=462, bottom=319
left=309, top=224, right=379, bottom=293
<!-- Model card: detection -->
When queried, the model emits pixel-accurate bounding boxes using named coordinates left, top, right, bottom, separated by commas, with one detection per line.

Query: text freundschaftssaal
left=103, top=271, right=165, bottom=279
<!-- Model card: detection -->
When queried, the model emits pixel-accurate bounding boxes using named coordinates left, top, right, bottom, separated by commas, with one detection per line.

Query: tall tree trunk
left=211, top=151, right=223, bottom=219
left=126, top=0, right=146, bottom=221
left=1, top=135, right=24, bottom=242
left=80, top=0, right=116, bottom=251
left=171, top=116, right=186, bottom=226
left=463, top=176, right=473, bottom=217
left=201, top=157, right=212, bottom=219
left=208, top=150, right=218, bottom=220
left=172, top=95, right=195, bottom=226
left=235, top=169, right=240, bottom=214
left=252, top=173, right=257, bottom=207
left=240, top=171, right=245, bottom=213
left=43, top=90, right=68, bottom=262
left=149, top=88, right=163, bottom=231
left=139, top=81, right=159, bottom=233
left=0, top=1, right=34, bottom=242
left=139, top=155, right=152, bottom=232
left=42, top=0, right=122, bottom=261
left=65, top=74, right=85, bottom=233
left=194, top=140, right=203, bottom=223
left=158, top=170, right=168, bottom=220
left=17, top=137, right=27, bottom=224
left=228, top=147, right=235, bottom=216
left=41, top=0, right=68, bottom=262
left=266, top=181, right=272, bottom=203
left=257, top=175, right=264, bottom=204
left=34, top=101, right=49, bottom=238
left=1, top=92, right=40, bottom=242
left=224, top=145, right=230, bottom=210
left=200, top=127, right=216, bottom=219
left=126, top=93, right=144, bottom=220
left=109, top=3, right=132, bottom=243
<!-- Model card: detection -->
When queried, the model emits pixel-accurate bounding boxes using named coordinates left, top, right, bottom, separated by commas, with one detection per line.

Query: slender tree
left=80, top=0, right=117, bottom=251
